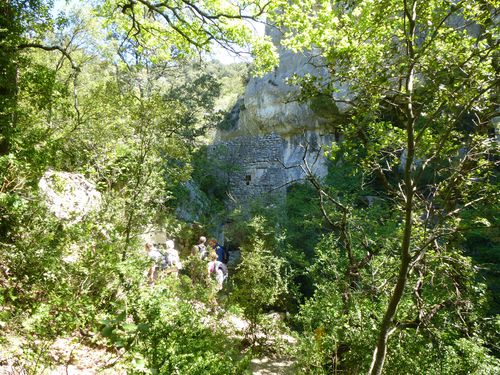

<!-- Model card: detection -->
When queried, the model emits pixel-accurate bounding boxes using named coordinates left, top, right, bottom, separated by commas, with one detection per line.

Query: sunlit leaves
left=250, top=35, right=279, bottom=75
left=96, top=0, right=279, bottom=72
left=269, top=1, right=498, bottom=372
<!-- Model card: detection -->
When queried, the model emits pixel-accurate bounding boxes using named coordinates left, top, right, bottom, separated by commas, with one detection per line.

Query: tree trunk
left=0, top=2, right=19, bottom=156
left=368, top=2, right=418, bottom=373
left=368, top=115, right=416, bottom=375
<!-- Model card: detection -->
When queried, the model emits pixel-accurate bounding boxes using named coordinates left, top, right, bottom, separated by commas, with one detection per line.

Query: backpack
left=209, top=261, right=228, bottom=286
left=217, top=261, right=228, bottom=277
left=164, top=249, right=182, bottom=269
left=192, top=244, right=207, bottom=260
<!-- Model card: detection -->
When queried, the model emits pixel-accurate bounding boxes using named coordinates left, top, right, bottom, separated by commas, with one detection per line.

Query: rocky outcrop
left=213, top=25, right=342, bottom=203
left=175, top=180, right=211, bottom=222
left=39, top=170, right=101, bottom=225
left=219, top=24, right=351, bottom=137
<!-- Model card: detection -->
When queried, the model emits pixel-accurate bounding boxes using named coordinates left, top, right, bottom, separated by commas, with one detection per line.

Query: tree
left=0, top=1, right=52, bottom=241
left=1, top=0, right=280, bottom=249
left=0, top=1, right=285, bottom=372
left=230, top=216, right=290, bottom=345
left=96, top=0, right=278, bottom=72
left=273, top=0, right=498, bottom=373
left=0, top=0, right=254, bottom=323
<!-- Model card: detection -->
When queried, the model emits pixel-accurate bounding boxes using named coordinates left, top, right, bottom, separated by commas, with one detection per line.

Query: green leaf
left=101, top=325, right=114, bottom=337
left=122, top=323, right=137, bottom=332
left=137, top=323, right=149, bottom=333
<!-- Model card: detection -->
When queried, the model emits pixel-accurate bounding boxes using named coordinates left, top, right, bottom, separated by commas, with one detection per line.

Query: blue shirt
left=215, top=244, right=225, bottom=262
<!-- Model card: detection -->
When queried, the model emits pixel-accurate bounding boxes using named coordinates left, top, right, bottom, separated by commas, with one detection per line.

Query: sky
left=210, top=20, right=266, bottom=65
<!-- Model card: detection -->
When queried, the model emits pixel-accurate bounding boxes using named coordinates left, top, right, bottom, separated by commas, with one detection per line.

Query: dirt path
left=249, top=356, right=296, bottom=375
left=1, top=310, right=297, bottom=374
left=222, top=314, right=297, bottom=374
left=0, top=335, right=125, bottom=375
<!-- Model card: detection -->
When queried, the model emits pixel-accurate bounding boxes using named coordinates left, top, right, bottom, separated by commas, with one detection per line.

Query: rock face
left=175, top=180, right=210, bottom=222
left=213, top=25, right=341, bottom=203
left=211, top=131, right=334, bottom=203
left=220, top=25, right=335, bottom=137
left=39, top=170, right=101, bottom=225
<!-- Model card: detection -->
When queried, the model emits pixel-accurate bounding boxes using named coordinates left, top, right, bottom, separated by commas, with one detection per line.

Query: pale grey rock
left=142, top=227, right=168, bottom=247
left=212, top=24, right=342, bottom=203
left=219, top=25, right=349, bottom=139
left=175, top=180, right=210, bottom=222
left=236, top=49, right=329, bottom=136
left=39, top=170, right=101, bottom=225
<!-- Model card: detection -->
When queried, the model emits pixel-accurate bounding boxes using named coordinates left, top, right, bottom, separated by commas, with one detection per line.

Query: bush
left=101, top=276, right=250, bottom=374
left=229, top=217, right=291, bottom=346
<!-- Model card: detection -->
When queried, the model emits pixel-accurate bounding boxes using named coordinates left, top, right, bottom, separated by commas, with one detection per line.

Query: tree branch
left=18, top=43, right=79, bottom=71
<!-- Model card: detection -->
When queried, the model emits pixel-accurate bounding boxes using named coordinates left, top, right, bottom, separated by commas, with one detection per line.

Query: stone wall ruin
left=210, top=131, right=336, bottom=204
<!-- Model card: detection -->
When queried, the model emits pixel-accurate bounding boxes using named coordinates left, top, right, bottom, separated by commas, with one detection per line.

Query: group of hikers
left=145, top=235, right=229, bottom=289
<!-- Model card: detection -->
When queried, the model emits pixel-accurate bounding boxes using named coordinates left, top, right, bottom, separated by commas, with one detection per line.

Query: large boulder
left=39, top=170, right=101, bottom=225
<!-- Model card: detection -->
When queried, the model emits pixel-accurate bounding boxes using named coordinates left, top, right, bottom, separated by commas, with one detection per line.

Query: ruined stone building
left=211, top=24, right=347, bottom=204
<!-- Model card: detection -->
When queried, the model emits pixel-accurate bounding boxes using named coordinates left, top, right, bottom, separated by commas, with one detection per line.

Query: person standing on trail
left=165, top=239, right=182, bottom=268
left=192, top=236, right=208, bottom=260
left=207, top=251, right=228, bottom=290
left=145, top=242, right=162, bottom=284
left=208, top=238, right=226, bottom=263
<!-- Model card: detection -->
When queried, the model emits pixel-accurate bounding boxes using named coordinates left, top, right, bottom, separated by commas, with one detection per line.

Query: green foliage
left=250, top=36, right=280, bottom=76
left=462, top=204, right=500, bottom=317
left=229, top=217, right=291, bottom=344
left=284, top=184, right=324, bottom=258
left=183, top=254, right=213, bottom=288
left=96, top=0, right=278, bottom=74
left=272, top=1, right=499, bottom=373
left=294, top=227, right=500, bottom=374
left=2, top=1, right=498, bottom=374
left=1, top=3, right=266, bottom=371
left=205, top=61, right=249, bottom=118
left=191, top=145, right=231, bottom=202
left=101, top=277, right=250, bottom=374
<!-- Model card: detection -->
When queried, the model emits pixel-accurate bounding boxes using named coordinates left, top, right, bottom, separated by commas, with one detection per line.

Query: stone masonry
left=211, top=131, right=335, bottom=204
left=210, top=22, right=342, bottom=205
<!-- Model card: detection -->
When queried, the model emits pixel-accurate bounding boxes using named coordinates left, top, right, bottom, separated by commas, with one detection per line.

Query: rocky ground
left=249, top=357, right=296, bottom=375
left=0, top=334, right=126, bottom=375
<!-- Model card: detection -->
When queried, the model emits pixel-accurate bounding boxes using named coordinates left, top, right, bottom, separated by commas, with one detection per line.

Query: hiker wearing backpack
left=208, top=238, right=226, bottom=264
left=145, top=242, right=162, bottom=284
left=192, top=236, right=208, bottom=260
left=207, top=251, right=228, bottom=290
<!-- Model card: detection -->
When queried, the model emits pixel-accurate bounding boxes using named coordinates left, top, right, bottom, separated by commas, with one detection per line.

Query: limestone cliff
left=213, top=25, right=343, bottom=203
